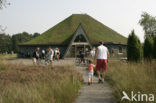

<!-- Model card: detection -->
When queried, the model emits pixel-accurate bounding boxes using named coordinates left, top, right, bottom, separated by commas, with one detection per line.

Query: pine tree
left=153, top=36, right=156, bottom=59
left=143, top=37, right=153, bottom=61
left=127, top=30, right=142, bottom=62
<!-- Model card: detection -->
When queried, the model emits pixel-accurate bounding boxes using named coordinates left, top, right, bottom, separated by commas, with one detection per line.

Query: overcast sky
left=0, top=0, right=156, bottom=42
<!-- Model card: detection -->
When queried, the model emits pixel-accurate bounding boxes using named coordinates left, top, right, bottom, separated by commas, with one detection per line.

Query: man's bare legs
left=97, top=70, right=105, bottom=83
left=97, top=70, right=100, bottom=78
left=102, top=70, right=105, bottom=81
left=97, top=70, right=102, bottom=83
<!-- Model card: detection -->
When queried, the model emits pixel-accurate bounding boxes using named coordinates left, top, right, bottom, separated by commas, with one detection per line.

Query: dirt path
left=7, top=59, right=115, bottom=103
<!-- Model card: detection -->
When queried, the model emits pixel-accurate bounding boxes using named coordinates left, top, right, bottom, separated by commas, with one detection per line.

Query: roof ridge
left=72, top=13, right=88, bottom=16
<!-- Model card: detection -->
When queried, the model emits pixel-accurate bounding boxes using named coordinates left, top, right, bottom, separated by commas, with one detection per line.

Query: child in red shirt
left=88, top=60, right=95, bottom=85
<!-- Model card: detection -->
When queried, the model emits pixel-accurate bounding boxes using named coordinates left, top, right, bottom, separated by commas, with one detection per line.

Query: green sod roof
left=25, top=14, right=127, bottom=45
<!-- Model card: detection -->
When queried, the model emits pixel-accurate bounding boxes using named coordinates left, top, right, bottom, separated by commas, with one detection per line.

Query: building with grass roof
left=19, top=14, right=127, bottom=59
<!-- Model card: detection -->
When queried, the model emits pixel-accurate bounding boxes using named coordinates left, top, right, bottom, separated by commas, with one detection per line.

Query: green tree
left=139, top=12, right=156, bottom=39
left=153, top=36, right=156, bottom=59
left=0, top=31, right=39, bottom=53
left=11, top=36, right=19, bottom=52
left=127, top=30, right=142, bottom=62
left=0, top=0, right=5, bottom=8
left=33, top=32, right=40, bottom=38
left=0, top=0, right=10, bottom=9
left=11, top=32, right=33, bottom=52
left=0, top=33, right=12, bottom=53
left=11, top=32, right=39, bottom=52
left=143, top=37, right=153, bottom=61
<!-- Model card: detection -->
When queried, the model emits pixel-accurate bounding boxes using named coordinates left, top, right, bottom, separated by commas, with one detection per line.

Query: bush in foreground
left=0, top=64, right=82, bottom=103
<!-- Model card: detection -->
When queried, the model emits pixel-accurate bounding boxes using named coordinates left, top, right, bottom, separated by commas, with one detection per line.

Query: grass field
left=106, top=60, right=156, bottom=103
left=0, top=63, right=82, bottom=103
left=0, top=54, right=17, bottom=60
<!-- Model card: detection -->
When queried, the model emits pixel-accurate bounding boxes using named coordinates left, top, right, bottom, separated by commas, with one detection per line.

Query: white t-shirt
left=42, top=50, right=45, bottom=54
left=90, top=50, right=95, bottom=57
left=97, top=45, right=108, bottom=59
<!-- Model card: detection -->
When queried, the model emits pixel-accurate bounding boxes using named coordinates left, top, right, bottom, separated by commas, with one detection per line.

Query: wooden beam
left=72, top=42, right=89, bottom=45
left=75, top=45, right=76, bottom=57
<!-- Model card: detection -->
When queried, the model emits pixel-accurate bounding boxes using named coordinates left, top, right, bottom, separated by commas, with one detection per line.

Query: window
left=74, top=34, right=87, bottom=42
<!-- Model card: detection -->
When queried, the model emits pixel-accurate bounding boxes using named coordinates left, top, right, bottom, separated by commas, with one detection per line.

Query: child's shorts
left=88, top=72, right=94, bottom=78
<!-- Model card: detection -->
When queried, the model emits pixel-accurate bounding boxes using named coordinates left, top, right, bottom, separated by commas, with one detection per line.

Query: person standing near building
left=41, top=49, right=45, bottom=59
left=56, top=48, right=60, bottom=60
left=90, top=47, right=96, bottom=58
left=79, top=48, right=85, bottom=64
left=54, top=48, right=60, bottom=60
left=32, top=47, right=40, bottom=65
left=48, top=47, right=54, bottom=66
left=94, top=41, right=109, bottom=83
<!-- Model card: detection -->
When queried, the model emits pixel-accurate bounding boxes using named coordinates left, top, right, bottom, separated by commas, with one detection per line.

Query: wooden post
left=84, top=45, right=85, bottom=57
left=75, top=45, right=76, bottom=58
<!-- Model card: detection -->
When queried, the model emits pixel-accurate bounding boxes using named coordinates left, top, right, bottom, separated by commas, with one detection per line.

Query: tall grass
left=0, top=54, right=17, bottom=60
left=0, top=63, right=82, bottom=103
left=106, top=60, right=156, bottom=103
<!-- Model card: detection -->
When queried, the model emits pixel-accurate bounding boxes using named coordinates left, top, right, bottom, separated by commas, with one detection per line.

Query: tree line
left=0, top=32, right=40, bottom=53
left=127, top=12, right=156, bottom=62
left=0, top=0, right=10, bottom=9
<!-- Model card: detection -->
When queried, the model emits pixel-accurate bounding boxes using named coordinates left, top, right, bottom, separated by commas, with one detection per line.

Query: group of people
left=32, top=47, right=60, bottom=65
left=78, top=47, right=96, bottom=64
left=32, top=41, right=109, bottom=85
left=87, top=41, right=109, bottom=85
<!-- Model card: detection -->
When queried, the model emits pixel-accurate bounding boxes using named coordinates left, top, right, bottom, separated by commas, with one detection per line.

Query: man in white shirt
left=94, top=41, right=109, bottom=83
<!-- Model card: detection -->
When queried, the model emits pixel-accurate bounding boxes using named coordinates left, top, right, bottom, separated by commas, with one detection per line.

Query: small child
left=88, top=60, right=95, bottom=85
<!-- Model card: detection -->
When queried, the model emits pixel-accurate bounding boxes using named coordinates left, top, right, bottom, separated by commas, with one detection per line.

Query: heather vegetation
left=0, top=54, right=17, bottom=60
left=106, top=60, right=156, bottom=103
left=0, top=63, right=82, bottom=103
